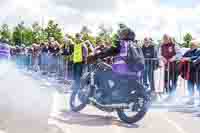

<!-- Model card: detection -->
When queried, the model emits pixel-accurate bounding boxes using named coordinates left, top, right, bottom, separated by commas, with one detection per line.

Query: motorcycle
left=69, top=60, right=150, bottom=124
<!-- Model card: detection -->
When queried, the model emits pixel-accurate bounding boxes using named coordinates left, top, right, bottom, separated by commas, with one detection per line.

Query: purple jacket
left=112, top=41, right=130, bottom=75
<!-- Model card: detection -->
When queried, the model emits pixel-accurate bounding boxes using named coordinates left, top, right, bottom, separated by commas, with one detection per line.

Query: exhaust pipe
left=89, top=98, right=129, bottom=109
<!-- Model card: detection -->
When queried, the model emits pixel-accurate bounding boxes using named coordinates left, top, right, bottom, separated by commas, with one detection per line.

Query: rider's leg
left=95, top=70, right=113, bottom=103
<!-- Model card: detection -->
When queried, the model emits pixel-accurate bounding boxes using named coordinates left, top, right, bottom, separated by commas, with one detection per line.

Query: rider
left=87, top=24, right=141, bottom=104
left=88, top=24, right=135, bottom=73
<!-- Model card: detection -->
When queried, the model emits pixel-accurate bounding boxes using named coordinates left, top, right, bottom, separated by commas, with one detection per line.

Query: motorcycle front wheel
left=70, top=86, right=90, bottom=112
left=116, top=91, right=150, bottom=124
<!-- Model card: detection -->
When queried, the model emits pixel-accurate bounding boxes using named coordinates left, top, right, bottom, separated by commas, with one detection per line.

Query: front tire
left=70, top=89, right=88, bottom=112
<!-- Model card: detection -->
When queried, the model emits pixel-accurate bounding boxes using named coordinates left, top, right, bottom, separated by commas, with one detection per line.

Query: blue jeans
left=32, top=56, right=39, bottom=71
left=57, top=56, right=65, bottom=77
left=27, top=55, right=32, bottom=69
left=143, top=65, right=155, bottom=91
left=48, top=55, right=57, bottom=73
left=40, top=53, right=49, bottom=72
left=73, top=63, right=83, bottom=90
left=41, top=53, right=48, bottom=65
left=187, top=80, right=200, bottom=97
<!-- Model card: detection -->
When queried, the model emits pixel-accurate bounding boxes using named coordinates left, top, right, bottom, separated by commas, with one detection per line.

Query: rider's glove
left=87, top=55, right=97, bottom=64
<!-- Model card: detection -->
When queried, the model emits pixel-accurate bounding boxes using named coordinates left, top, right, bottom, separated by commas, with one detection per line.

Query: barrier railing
left=11, top=55, right=200, bottom=98
left=146, top=58, right=200, bottom=98
left=12, top=54, right=69, bottom=81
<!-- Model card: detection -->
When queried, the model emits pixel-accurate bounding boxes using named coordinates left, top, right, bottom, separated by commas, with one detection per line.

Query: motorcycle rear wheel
left=116, top=92, right=149, bottom=124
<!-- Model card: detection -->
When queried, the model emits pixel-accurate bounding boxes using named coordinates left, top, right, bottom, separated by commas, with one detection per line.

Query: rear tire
left=117, top=92, right=149, bottom=124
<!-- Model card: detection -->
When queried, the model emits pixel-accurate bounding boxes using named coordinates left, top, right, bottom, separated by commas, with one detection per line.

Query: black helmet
left=119, top=23, right=127, bottom=29
left=119, top=27, right=135, bottom=41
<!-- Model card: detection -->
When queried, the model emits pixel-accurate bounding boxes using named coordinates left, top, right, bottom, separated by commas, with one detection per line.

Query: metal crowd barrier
left=145, top=58, right=200, bottom=98
left=11, top=55, right=200, bottom=98
left=12, top=54, right=70, bottom=81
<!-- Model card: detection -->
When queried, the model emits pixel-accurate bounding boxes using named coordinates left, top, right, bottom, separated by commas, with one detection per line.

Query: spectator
left=20, top=44, right=26, bottom=55
left=15, top=46, right=21, bottom=67
left=15, top=46, right=21, bottom=65
left=159, top=34, right=182, bottom=100
left=54, top=41, right=61, bottom=76
left=84, top=40, right=95, bottom=72
left=54, top=41, right=60, bottom=55
left=85, top=40, right=95, bottom=56
left=40, top=42, right=49, bottom=74
left=20, top=44, right=27, bottom=68
left=27, top=46, right=33, bottom=70
left=32, top=43, right=40, bottom=72
left=95, top=41, right=105, bottom=54
left=15, top=45, right=21, bottom=55
left=180, top=40, right=200, bottom=104
left=72, top=33, right=88, bottom=91
left=62, top=37, right=74, bottom=80
left=48, top=37, right=57, bottom=74
left=142, top=37, right=158, bottom=94
left=10, top=46, right=16, bottom=61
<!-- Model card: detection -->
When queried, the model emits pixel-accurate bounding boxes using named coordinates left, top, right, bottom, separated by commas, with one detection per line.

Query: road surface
left=49, top=92, right=200, bottom=133
left=0, top=64, right=200, bottom=133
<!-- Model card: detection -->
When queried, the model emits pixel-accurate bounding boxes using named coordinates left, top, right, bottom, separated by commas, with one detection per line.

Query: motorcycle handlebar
left=89, top=59, right=112, bottom=71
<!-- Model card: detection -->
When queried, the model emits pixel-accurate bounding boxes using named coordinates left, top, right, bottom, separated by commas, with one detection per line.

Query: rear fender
left=129, top=80, right=146, bottom=94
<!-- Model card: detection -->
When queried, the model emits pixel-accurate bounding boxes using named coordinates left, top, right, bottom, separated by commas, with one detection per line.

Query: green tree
left=0, top=24, right=11, bottom=43
left=32, top=22, right=48, bottom=43
left=82, top=33, right=96, bottom=45
left=183, top=33, right=192, bottom=48
left=79, top=26, right=95, bottom=44
left=97, top=24, right=112, bottom=45
left=12, top=21, right=25, bottom=46
left=65, top=33, right=75, bottom=43
left=32, top=22, right=41, bottom=43
left=23, top=27, right=34, bottom=46
left=45, top=20, right=64, bottom=43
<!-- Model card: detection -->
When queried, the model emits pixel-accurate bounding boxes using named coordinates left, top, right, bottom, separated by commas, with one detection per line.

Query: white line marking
left=161, top=113, right=188, bottom=133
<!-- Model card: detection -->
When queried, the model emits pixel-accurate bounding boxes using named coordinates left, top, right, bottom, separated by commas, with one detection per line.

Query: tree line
left=0, top=20, right=194, bottom=48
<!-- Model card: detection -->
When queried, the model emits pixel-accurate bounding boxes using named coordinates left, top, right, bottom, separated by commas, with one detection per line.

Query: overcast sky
left=0, top=0, right=200, bottom=40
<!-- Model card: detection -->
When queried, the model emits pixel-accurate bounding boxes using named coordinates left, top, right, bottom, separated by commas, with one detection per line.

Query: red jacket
left=161, top=43, right=176, bottom=60
left=161, top=43, right=176, bottom=70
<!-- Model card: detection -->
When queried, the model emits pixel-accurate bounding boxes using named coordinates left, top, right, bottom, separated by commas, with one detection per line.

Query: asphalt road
left=49, top=92, right=200, bottom=133
left=0, top=64, right=200, bottom=133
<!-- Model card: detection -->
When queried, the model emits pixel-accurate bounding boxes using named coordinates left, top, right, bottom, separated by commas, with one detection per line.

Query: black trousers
left=95, top=70, right=140, bottom=100
left=164, top=69, right=179, bottom=95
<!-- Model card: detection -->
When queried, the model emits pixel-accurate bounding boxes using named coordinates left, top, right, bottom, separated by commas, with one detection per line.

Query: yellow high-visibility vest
left=73, top=43, right=83, bottom=63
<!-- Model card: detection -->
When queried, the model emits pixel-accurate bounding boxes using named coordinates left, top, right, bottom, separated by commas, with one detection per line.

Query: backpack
left=126, top=41, right=145, bottom=72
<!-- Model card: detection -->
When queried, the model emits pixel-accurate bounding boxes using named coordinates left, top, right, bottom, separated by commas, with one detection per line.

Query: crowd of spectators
left=4, top=32, right=200, bottom=104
